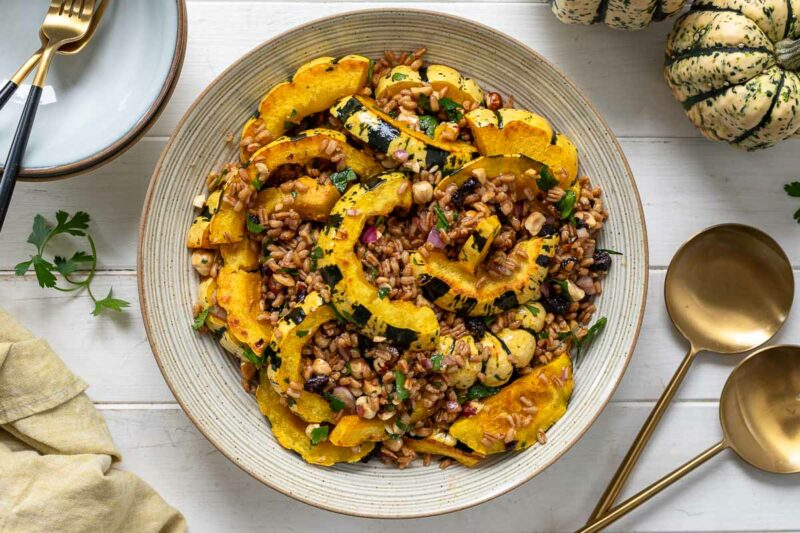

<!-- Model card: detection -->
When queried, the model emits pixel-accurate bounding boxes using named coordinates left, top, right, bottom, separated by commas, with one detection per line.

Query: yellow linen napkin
left=0, top=308, right=186, bottom=532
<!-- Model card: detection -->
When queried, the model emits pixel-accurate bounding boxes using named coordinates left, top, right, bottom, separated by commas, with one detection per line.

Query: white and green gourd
left=552, top=0, right=688, bottom=30
left=665, top=0, right=800, bottom=150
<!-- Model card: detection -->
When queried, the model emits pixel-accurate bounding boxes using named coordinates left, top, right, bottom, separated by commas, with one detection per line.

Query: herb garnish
left=524, top=303, right=540, bottom=316
left=324, top=393, right=346, bottom=412
left=14, top=211, right=130, bottom=316
left=432, top=204, right=450, bottom=231
left=310, top=425, right=329, bottom=445
left=576, top=317, right=607, bottom=360
left=367, top=59, right=375, bottom=82
left=418, top=94, right=432, bottom=113
left=192, top=307, right=211, bottom=330
left=785, top=182, right=800, bottom=222
left=241, top=346, right=265, bottom=367
left=438, top=97, right=464, bottom=122
left=431, top=353, right=444, bottom=371
left=310, top=245, right=324, bottom=271
left=247, top=214, right=266, bottom=234
left=557, top=190, right=576, bottom=220
left=394, top=370, right=410, bottom=400
left=377, top=286, right=390, bottom=299
left=251, top=177, right=264, bottom=191
left=419, top=115, right=439, bottom=137
left=330, top=167, right=358, bottom=193
left=462, top=383, right=500, bottom=402
left=391, top=72, right=408, bottom=81
left=597, top=248, right=623, bottom=255
left=536, top=166, right=558, bottom=191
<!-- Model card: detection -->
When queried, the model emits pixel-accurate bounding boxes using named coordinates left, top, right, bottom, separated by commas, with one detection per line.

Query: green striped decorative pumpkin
left=665, top=0, right=800, bottom=150
left=552, top=0, right=688, bottom=30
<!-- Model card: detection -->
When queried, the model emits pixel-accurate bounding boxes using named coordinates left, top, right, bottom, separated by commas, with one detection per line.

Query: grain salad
left=187, top=48, right=612, bottom=468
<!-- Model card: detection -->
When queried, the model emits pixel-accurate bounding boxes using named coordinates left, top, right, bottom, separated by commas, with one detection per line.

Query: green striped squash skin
left=552, top=0, right=688, bottom=29
left=665, top=0, right=800, bottom=149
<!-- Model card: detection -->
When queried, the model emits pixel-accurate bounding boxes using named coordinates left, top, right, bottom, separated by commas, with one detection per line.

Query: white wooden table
left=2, top=1, right=799, bottom=531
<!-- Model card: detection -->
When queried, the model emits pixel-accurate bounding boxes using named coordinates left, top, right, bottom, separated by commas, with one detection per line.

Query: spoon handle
left=578, top=440, right=727, bottom=533
left=588, top=347, right=699, bottom=522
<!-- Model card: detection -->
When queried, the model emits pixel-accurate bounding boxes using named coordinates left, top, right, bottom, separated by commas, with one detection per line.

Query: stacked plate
left=0, top=0, right=187, bottom=179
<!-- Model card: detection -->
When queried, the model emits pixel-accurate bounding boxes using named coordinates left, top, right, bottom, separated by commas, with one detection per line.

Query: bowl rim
left=138, top=7, right=649, bottom=518
left=14, top=0, right=188, bottom=181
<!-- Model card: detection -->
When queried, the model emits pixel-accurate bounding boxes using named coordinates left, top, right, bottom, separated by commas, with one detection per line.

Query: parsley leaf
left=551, top=278, right=569, bottom=294
left=597, top=248, right=623, bottom=255
left=324, top=393, right=346, bottom=412
left=247, top=214, right=266, bottom=234
left=377, top=286, right=390, bottom=299
left=795, top=207, right=800, bottom=224
left=464, top=383, right=500, bottom=402
left=241, top=346, right=264, bottom=367
left=438, top=97, right=463, bottom=122
left=524, top=303, right=540, bottom=316
left=557, top=190, right=576, bottom=220
left=432, top=204, right=450, bottom=231
left=576, top=317, right=608, bottom=360
left=785, top=182, right=800, bottom=197
left=251, top=177, right=263, bottom=191
left=367, top=58, right=375, bottom=81
left=192, top=307, right=211, bottom=330
left=394, top=370, right=410, bottom=400
left=391, top=72, right=408, bottom=81
left=536, top=166, right=558, bottom=191
left=431, top=353, right=444, bottom=371
left=310, top=426, right=329, bottom=446
left=419, top=115, right=439, bottom=137
left=329, top=168, right=358, bottom=193
left=15, top=211, right=129, bottom=316
left=310, top=246, right=323, bottom=272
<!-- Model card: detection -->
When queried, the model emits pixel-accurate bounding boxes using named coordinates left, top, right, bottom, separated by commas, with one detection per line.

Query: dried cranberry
left=464, top=317, right=487, bottom=339
left=542, top=293, right=570, bottom=316
left=560, top=257, right=578, bottom=270
left=590, top=251, right=612, bottom=272
left=451, top=177, right=480, bottom=209
left=537, top=223, right=559, bottom=237
left=304, top=375, right=329, bottom=394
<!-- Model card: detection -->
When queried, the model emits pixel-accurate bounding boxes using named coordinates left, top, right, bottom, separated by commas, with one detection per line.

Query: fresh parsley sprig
left=14, top=211, right=130, bottom=316
left=785, top=182, right=800, bottom=223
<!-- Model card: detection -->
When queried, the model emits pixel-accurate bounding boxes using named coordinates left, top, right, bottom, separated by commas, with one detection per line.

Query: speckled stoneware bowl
left=139, top=9, right=648, bottom=518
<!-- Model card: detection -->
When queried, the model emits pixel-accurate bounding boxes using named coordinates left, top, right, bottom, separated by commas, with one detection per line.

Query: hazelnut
left=412, top=181, right=433, bottom=204
left=311, top=358, right=332, bottom=376
left=191, top=250, right=215, bottom=277
left=355, top=396, right=377, bottom=419
left=485, top=92, right=504, bottom=111
left=524, top=212, right=546, bottom=236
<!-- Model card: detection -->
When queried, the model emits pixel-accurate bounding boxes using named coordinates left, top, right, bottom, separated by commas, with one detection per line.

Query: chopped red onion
left=361, top=225, right=379, bottom=244
left=514, top=202, right=524, bottom=219
left=426, top=228, right=445, bottom=249
left=446, top=400, right=461, bottom=412
left=541, top=282, right=551, bottom=298
left=576, top=227, right=589, bottom=239
left=393, top=149, right=409, bottom=163
left=577, top=275, right=596, bottom=295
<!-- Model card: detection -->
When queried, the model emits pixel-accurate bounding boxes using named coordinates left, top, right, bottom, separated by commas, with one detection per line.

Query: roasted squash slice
left=375, top=64, right=483, bottom=106
left=240, top=55, right=371, bottom=161
left=266, top=291, right=335, bottom=393
left=448, top=353, right=573, bottom=455
left=197, top=278, right=226, bottom=333
left=256, top=372, right=374, bottom=466
left=209, top=179, right=247, bottom=245
left=465, top=108, right=578, bottom=186
left=187, top=190, right=223, bottom=249
left=436, top=334, right=482, bottom=389
left=216, top=267, right=272, bottom=354
left=254, top=177, right=340, bottom=223
left=480, top=333, right=514, bottom=387
left=404, top=437, right=484, bottom=467
left=329, top=416, right=387, bottom=447
left=458, top=215, right=501, bottom=273
left=331, top=95, right=477, bottom=173
left=412, top=234, right=559, bottom=316
left=248, top=128, right=381, bottom=179
left=317, top=173, right=440, bottom=350
left=220, top=239, right=259, bottom=272
left=435, top=155, right=550, bottom=199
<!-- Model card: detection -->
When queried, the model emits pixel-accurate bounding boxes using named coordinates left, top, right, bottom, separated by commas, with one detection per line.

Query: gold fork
left=0, top=0, right=97, bottom=231
left=0, top=0, right=108, bottom=111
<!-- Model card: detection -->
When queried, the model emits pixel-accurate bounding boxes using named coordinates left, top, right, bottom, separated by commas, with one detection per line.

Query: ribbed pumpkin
left=665, top=0, right=800, bottom=150
left=552, top=0, right=688, bottom=30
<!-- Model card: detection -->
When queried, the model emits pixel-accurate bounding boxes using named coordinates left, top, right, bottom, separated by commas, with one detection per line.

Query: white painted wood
left=4, top=270, right=799, bottom=406
left=1, top=1, right=797, bottom=529
left=3, top=138, right=799, bottom=270
left=103, top=403, right=800, bottom=532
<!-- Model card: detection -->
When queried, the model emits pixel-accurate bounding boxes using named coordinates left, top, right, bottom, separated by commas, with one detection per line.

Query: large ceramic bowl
left=139, top=9, right=648, bottom=518
left=0, top=0, right=186, bottom=179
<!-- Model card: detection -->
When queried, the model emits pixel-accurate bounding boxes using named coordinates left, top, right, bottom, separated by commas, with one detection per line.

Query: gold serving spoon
left=580, top=344, right=800, bottom=532
left=588, top=224, right=794, bottom=522
left=0, top=0, right=108, bottom=112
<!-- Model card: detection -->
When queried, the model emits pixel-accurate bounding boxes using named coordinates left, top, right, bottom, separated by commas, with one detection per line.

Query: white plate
left=0, top=0, right=186, bottom=179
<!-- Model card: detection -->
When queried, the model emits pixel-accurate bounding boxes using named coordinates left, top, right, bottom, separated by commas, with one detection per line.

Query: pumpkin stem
left=776, top=38, right=800, bottom=70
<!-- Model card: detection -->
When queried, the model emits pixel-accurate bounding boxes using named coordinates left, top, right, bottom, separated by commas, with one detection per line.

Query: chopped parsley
left=279, top=267, right=299, bottom=275
left=310, top=245, right=324, bottom=271
left=289, top=108, right=297, bottom=118
left=597, top=248, right=623, bottom=255
left=524, top=303, right=540, bottom=316
left=551, top=278, right=569, bottom=294
left=419, top=115, right=439, bottom=137
left=365, top=263, right=378, bottom=279
left=536, top=166, right=558, bottom=191
left=283, top=121, right=296, bottom=130
left=463, top=383, right=500, bottom=402
left=247, top=214, right=266, bottom=234
left=394, top=370, right=410, bottom=400
left=438, top=97, right=463, bottom=122
left=330, top=167, right=358, bottom=193
left=192, top=307, right=210, bottom=330
left=296, top=330, right=308, bottom=338
left=367, top=58, right=375, bottom=81
left=241, top=346, right=264, bottom=367
left=291, top=189, right=298, bottom=199
left=310, top=425, right=329, bottom=446
left=377, top=286, right=390, bottom=299
left=391, top=72, right=408, bottom=81
left=418, top=94, right=431, bottom=113
left=537, top=330, right=550, bottom=340
left=557, top=190, right=577, bottom=220
left=431, top=353, right=444, bottom=371
left=576, top=317, right=608, bottom=360
left=251, top=177, right=264, bottom=191
left=324, top=393, right=346, bottom=412
left=432, top=204, right=450, bottom=231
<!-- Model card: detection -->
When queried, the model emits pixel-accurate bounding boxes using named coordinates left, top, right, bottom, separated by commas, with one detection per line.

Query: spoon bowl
left=721, top=344, right=800, bottom=473
left=666, top=224, right=794, bottom=354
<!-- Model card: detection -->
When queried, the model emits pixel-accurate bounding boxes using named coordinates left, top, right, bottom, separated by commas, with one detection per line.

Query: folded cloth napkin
left=0, top=308, right=186, bottom=532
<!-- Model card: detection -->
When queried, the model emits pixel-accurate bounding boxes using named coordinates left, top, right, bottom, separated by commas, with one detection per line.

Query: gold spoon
left=588, top=224, right=794, bottom=521
left=579, top=344, right=800, bottom=532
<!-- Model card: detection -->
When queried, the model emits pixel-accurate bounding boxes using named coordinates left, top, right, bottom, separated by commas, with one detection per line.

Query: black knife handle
left=0, top=80, right=18, bottom=112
